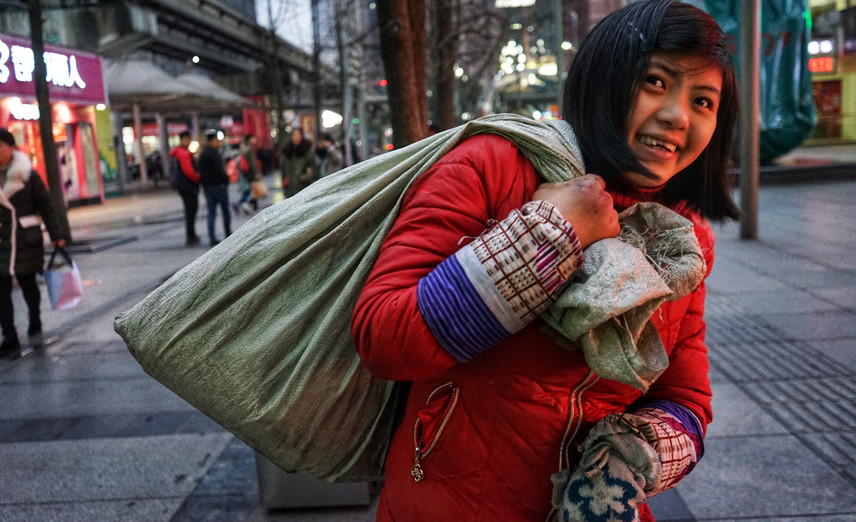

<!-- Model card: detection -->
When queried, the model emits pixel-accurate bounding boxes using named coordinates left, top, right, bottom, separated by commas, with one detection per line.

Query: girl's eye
left=695, top=97, right=716, bottom=111
left=646, top=75, right=665, bottom=89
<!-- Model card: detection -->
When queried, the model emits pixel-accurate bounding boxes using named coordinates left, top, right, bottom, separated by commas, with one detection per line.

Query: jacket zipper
left=546, top=371, right=599, bottom=522
left=559, top=371, right=599, bottom=470
left=411, top=382, right=459, bottom=483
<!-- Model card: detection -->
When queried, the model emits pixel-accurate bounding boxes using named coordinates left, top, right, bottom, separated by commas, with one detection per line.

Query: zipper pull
left=411, top=446, right=425, bottom=483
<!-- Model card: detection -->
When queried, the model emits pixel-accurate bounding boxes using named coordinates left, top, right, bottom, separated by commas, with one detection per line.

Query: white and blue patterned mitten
left=554, top=413, right=662, bottom=522
left=559, top=451, right=646, bottom=522
left=552, top=404, right=704, bottom=522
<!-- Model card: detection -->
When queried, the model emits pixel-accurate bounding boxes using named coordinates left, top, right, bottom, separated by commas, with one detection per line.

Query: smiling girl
left=352, top=1, right=739, bottom=520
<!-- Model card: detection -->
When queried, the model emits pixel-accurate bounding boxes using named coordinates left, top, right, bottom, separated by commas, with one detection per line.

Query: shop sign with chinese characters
left=0, top=33, right=106, bottom=105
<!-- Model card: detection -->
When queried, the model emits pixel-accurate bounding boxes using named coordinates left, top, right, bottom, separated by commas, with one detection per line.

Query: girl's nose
left=658, top=96, right=690, bottom=130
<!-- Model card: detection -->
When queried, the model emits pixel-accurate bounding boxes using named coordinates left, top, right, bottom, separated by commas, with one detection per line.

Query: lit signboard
left=808, top=56, right=836, bottom=73
left=807, top=38, right=837, bottom=74
left=0, top=33, right=106, bottom=105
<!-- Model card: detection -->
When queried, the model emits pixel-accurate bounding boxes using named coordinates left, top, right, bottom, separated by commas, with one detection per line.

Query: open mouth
left=637, top=135, right=679, bottom=153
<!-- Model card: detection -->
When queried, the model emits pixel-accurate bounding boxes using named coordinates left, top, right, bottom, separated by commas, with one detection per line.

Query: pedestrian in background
left=0, top=129, right=66, bottom=357
left=197, top=131, right=231, bottom=247
left=351, top=0, right=739, bottom=520
left=315, top=132, right=343, bottom=178
left=233, top=134, right=261, bottom=214
left=169, top=131, right=201, bottom=247
left=281, top=128, right=315, bottom=197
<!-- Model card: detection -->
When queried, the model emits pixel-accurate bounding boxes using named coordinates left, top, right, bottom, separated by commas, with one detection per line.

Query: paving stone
left=760, top=310, right=856, bottom=342
left=0, top=376, right=193, bottom=421
left=0, top=433, right=232, bottom=504
left=0, top=350, right=145, bottom=384
left=677, top=435, right=856, bottom=519
left=0, top=499, right=181, bottom=522
left=715, top=288, right=840, bottom=315
left=646, top=488, right=695, bottom=521
left=808, top=338, right=856, bottom=372
left=814, top=287, right=856, bottom=309
left=706, top=262, right=786, bottom=294
left=707, top=384, right=788, bottom=437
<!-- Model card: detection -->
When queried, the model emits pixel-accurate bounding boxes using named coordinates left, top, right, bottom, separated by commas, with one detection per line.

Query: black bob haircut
left=562, top=0, right=740, bottom=221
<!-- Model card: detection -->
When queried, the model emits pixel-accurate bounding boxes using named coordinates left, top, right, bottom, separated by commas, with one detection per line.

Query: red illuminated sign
left=0, top=33, right=106, bottom=105
left=809, top=57, right=835, bottom=73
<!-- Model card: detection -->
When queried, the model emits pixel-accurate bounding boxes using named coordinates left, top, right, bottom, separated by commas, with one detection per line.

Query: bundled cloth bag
left=113, top=114, right=703, bottom=482
left=45, top=247, right=84, bottom=311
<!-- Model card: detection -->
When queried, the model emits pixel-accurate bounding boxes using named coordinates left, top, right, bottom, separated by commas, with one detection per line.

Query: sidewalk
left=0, top=174, right=855, bottom=521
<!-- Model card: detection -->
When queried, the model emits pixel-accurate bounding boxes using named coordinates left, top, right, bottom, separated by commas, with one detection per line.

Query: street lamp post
left=739, top=0, right=761, bottom=240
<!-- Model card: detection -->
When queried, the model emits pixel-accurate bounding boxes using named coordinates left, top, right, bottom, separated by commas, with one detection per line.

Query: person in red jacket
left=169, top=131, right=201, bottom=246
left=351, top=1, right=739, bottom=520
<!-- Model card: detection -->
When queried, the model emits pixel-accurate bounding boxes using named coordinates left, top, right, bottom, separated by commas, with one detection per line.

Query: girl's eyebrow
left=696, top=84, right=722, bottom=97
left=649, top=58, right=680, bottom=78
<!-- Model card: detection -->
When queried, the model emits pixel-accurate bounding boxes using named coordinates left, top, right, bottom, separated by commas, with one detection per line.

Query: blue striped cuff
left=417, top=254, right=512, bottom=362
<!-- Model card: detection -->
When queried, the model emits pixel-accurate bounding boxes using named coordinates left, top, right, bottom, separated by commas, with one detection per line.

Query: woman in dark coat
left=0, top=129, right=65, bottom=357
left=280, top=128, right=316, bottom=198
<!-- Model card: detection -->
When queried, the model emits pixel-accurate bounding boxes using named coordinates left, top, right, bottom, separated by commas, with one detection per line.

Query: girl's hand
left=53, top=239, right=66, bottom=248
left=532, top=174, right=620, bottom=249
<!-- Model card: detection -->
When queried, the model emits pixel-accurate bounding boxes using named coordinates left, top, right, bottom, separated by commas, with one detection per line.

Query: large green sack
left=113, top=114, right=587, bottom=482
left=113, top=114, right=704, bottom=482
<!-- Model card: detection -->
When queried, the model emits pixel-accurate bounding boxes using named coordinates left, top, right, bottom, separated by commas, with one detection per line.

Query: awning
left=105, top=59, right=252, bottom=115
left=176, top=71, right=250, bottom=107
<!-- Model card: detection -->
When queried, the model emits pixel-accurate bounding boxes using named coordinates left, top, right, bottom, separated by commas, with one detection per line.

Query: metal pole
left=336, top=1, right=353, bottom=167
left=132, top=104, right=148, bottom=185
left=354, top=0, right=369, bottom=161
left=555, top=0, right=564, bottom=113
left=156, top=113, right=169, bottom=188
left=110, top=111, right=128, bottom=194
left=311, top=0, right=322, bottom=140
left=739, top=0, right=760, bottom=240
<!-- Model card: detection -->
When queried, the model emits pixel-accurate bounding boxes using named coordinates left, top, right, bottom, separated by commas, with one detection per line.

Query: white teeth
left=638, top=135, right=677, bottom=153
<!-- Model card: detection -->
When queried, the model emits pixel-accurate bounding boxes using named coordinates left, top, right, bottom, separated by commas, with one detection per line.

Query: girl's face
left=291, top=130, right=303, bottom=145
left=623, top=53, right=723, bottom=188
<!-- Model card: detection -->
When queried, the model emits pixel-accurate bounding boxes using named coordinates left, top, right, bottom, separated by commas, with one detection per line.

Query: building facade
left=807, top=0, right=856, bottom=142
left=0, top=32, right=110, bottom=206
left=0, top=0, right=325, bottom=198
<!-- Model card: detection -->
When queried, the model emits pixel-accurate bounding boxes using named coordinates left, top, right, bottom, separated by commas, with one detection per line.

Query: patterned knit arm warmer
left=557, top=401, right=704, bottom=521
left=417, top=200, right=583, bottom=362
left=629, top=399, right=705, bottom=495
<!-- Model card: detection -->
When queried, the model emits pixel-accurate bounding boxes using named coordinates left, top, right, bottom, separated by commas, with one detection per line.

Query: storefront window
left=811, top=80, right=842, bottom=139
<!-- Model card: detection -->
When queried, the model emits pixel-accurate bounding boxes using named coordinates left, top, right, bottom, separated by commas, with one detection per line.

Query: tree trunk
left=377, top=0, right=428, bottom=148
left=27, top=0, right=71, bottom=242
left=435, top=0, right=457, bottom=130
left=266, top=1, right=286, bottom=153
left=409, top=0, right=428, bottom=133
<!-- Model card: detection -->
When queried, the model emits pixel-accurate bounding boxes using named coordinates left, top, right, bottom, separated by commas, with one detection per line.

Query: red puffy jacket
left=169, top=145, right=200, bottom=183
left=352, top=134, right=714, bottom=521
